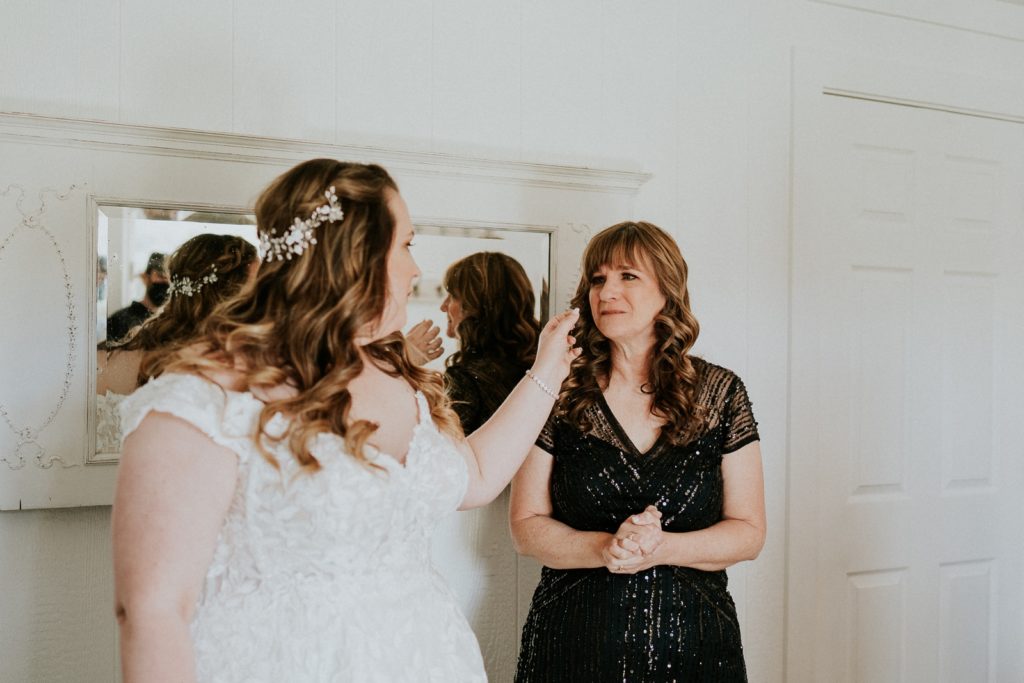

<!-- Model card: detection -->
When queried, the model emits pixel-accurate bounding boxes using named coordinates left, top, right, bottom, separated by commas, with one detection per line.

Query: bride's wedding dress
left=120, top=372, right=487, bottom=682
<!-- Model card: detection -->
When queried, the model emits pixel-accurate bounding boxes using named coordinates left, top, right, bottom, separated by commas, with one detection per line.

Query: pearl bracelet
left=525, top=369, right=559, bottom=399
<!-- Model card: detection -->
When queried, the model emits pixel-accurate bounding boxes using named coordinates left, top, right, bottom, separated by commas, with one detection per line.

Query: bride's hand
left=528, top=308, right=581, bottom=390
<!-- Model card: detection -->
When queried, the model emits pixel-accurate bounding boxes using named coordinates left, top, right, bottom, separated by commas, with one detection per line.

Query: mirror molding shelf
left=0, top=111, right=649, bottom=510
left=0, top=112, right=651, bottom=195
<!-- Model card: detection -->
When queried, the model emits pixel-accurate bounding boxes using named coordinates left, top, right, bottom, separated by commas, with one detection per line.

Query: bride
left=111, top=158, right=580, bottom=682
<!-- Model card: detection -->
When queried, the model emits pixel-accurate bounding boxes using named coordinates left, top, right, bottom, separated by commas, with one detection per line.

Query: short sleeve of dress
left=119, top=373, right=257, bottom=462
left=722, top=374, right=760, bottom=455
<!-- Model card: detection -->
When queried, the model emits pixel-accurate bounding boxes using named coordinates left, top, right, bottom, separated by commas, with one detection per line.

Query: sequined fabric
left=444, top=353, right=529, bottom=433
left=516, top=358, right=759, bottom=683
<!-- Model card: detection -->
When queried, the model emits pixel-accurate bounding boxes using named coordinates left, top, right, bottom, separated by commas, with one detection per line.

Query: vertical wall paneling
left=334, top=0, right=434, bottom=149
left=233, top=0, right=336, bottom=141
left=120, top=0, right=234, bottom=130
left=519, top=0, right=604, bottom=166
left=430, top=0, right=521, bottom=156
left=0, top=0, right=120, bottom=120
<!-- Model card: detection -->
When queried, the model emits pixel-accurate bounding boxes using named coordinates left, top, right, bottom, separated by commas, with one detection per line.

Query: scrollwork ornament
left=0, top=183, right=81, bottom=470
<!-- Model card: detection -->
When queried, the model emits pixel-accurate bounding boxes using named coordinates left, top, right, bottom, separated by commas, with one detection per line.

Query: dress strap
left=414, top=391, right=433, bottom=427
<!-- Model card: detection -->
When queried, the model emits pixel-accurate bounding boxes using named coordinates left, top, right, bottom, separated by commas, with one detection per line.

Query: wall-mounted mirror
left=91, top=204, right=552, bottom=463
left=93, top=204, right=259, bottom=462
left=405, top=220, right=551, bottom=372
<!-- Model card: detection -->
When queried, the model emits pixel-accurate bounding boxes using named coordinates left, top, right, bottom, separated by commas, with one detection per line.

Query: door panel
left=790, top=92, right=1024, bottom=682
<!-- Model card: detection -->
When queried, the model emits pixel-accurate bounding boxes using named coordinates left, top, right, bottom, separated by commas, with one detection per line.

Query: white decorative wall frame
left=0, top=184, right=81, bottom=472
left=0, top=112, right=649, bottom=510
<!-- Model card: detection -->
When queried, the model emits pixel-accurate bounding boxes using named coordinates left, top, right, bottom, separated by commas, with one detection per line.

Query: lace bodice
left=119, top=373, right=486, bottom=682
left=96, top=390, right=125, bottom=455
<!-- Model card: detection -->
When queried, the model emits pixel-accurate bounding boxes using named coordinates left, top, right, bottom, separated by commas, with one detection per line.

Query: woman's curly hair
left=560, top=221, right=706, bottom=445
left=111, top=233, right=257, bottom=383
left=162, top=159, right=460, bottom=472
left=444, top=251, right=539, bottom=370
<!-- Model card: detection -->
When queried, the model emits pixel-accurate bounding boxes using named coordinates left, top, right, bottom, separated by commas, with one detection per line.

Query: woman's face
left=588, top=252, right=666, bottom=345
left=440, top=293, right=464, bottom=339
left=374, top=189, right=420, bottom=338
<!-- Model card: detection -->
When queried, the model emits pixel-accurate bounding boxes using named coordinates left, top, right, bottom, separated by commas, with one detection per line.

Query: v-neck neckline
left=596, top=391, right=667, bottom=458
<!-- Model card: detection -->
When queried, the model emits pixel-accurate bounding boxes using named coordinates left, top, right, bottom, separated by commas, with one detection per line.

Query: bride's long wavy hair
left=163, top=159, right=459, bottom=471
left=560, top=221, right=706, bottom=445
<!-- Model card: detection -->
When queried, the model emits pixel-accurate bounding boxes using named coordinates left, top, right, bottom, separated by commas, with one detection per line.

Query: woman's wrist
left=524, top=368, right=559, bottom=399
left=526, top=362, right=565, bottom=391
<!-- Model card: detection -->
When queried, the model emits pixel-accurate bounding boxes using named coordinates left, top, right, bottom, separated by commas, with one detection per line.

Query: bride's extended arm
left=112, top=412, right=238, bottom=683
left=458, top=308, right=579, bottom=510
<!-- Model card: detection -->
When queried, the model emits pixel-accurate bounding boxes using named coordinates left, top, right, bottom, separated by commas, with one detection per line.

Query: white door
left=789, top=92, right=1024, bottom=682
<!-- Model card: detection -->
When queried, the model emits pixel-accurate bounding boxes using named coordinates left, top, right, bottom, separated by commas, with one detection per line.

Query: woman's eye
left=622, top=272, right=638, bottom=281
left=590, top=275, right=606, bottom=285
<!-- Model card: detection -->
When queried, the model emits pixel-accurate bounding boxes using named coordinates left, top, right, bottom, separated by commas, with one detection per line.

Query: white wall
left=2, top=1, right=1024, bottom=682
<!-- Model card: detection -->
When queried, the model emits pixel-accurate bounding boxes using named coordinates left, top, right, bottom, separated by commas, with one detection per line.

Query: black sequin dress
left=515, top=359, right=760, bottom=683
left=444, top=352, right=529, bottom=434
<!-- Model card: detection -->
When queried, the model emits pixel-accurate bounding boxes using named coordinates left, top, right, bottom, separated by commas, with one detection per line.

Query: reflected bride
left=95, top=234, right=257, bottom=455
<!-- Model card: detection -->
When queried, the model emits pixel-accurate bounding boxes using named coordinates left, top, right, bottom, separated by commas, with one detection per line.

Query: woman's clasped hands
left=601, top=505, right=664, bottom=574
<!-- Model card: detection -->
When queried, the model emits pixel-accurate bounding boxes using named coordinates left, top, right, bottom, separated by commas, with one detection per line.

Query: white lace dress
left=119, top=373, right=487, bottom=683
left=96, top=390, right=126, bottom=455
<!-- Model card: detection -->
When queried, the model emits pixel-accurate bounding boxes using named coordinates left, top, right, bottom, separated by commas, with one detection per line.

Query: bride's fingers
left=546, top=307, right=580, bottom=333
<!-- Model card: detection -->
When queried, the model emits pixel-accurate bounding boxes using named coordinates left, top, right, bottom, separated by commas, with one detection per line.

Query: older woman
left=511, top=221, right=765, bottom=682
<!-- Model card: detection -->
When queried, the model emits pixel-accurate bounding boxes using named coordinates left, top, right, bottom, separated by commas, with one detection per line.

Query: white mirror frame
left=88, top=197, right=257, bottom=465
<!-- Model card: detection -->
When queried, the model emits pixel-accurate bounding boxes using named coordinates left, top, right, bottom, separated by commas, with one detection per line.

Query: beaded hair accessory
left=168, top=264, right=219, bottom=298
left=259, top=186, right=344, bottom=262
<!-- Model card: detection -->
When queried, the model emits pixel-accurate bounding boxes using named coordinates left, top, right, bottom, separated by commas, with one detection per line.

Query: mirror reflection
left=95, top=206, right=260, bottom=460
left=93, top=205, right=552, bottom=457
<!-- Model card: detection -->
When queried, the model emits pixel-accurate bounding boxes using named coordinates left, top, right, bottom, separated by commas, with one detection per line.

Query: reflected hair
left=560, top=221, right=706, bottom=444
left=163, top=158, right=459, bottom=472
left=444, top=251, right=540, bottom=371
left=111, top=233, right=256, bottom=382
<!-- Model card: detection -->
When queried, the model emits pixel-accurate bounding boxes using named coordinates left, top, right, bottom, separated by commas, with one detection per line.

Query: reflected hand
left=406, top=320, right=443, bottom=365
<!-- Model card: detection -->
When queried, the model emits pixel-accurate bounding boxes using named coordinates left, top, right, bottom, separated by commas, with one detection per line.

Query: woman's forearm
left=655, top=519, right=765, bottom=572
left=462, top=375, right=557, bottom=507
left=119, top=608, right=197, bottom=683
left=511, top=515, right=612, bottom=569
